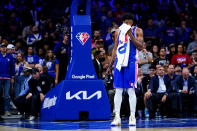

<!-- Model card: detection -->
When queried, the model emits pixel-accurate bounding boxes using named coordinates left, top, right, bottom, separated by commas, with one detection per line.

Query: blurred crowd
left=0, top=0, right=197, bottom=120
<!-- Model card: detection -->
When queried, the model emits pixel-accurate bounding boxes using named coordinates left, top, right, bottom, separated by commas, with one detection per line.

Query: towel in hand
left=116, top=23, right=131, bottom=71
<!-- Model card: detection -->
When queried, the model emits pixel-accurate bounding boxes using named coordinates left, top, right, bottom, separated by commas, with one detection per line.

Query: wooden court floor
left=0, top=126, right=197, bottom=131
left=0, top=118, right=197, bottom=131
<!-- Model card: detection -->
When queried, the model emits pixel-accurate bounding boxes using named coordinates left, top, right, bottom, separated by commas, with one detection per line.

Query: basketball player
left=107, top=13, right=143, bottom=126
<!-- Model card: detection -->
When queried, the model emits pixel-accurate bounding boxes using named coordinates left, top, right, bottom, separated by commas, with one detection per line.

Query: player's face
left=125, top=19, right=133, bottom=26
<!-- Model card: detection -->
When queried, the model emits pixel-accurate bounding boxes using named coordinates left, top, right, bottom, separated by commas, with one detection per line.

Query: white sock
left=127, top=88, right=136, bottom=117
left=114, top=88, right=123, bottom=118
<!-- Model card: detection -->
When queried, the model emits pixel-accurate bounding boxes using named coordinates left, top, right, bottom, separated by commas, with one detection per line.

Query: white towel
left=116, top=23, right=131, bottom=71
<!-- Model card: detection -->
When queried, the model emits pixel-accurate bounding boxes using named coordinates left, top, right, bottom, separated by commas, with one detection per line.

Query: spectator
left=22, top=24, right=33, bottom=40
left=18, top=67, right=32, bottom=97
left=27, top=25, right=42, bottom=46
left=167, top=43, right=176, bottom=62
left=144, top=18, right=159, bottom=43
left=37, top=47, right=45, bottom=66
left=7, top=12, right=22, bottom=41
left=177, top=20, right=191, bottom=43
left=0, top=43, right=15, bottom=116
left=25, top=68, right=49, bottom=120
left=14, top=39, right=24, bottom=53
left=105, top=27, right=115, bottom=51
left=174, top=67, right=197, bottom=115
left=151, top=45, right=159, bottom=60
left=7, top=44, right=17, bottom=64
left=93, top=50, right=103, bottom=79
left=138, top=42, right=153, bottom=75
left=143, top=65, right=156, bottom=118
left=42, top=66, right=55, bottom=89
left=14, top=52, right=29, bottom=98
left=192, top=65, right=197, bottom=81
left=91, top=30, right=101, bottom=49
left=171, top=44, right=192, bottom=66
left=135, top=67, right=145, bottom=119
left=175, top=65, right=182, bottom=76
left=25, top=45, right=39, bottom=68
left=165, top=64, right=180, bottom=116
left=92, top=38, right=105, bottom=55
left=36, top=32, right=53, bottom=49
left=14, top=67, right=32, bottom=120
left=187, top=34, right=197, bottom=55
left=103, top=72, right=114, bottom=112
left=153, top=47, right=169, bottom=67
left=161, top=20, right=178, bottom=47
left=35, top=64, right=52, bottom=96
left=0, top=35, right=8, bottom=45
left=53, top=34, right=70, bottom=82
left=145, top=66, right=172, bottom=119
left=45, top=49, right=59, bottom=85
left=190, top=51, right=197, bottom=66
left=165, top=64, right=176, bottom=81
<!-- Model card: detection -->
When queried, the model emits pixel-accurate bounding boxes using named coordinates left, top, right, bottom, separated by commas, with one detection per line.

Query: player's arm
left=127, top=28, right=143, bottom=50
left=107, top=30, right=119, bottom=73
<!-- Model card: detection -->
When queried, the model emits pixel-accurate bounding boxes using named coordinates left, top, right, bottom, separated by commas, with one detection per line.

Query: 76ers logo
left=76, top=32, right=90, bottom=46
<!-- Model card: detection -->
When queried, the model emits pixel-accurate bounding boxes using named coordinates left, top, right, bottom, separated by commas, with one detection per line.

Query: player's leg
left=128, top=88, right=136, bottom=126
left=111, top=88, right=123, bottom=126
left=111, top=59, right=124, bottom=126
left=125, top=61, right=138, bottom=126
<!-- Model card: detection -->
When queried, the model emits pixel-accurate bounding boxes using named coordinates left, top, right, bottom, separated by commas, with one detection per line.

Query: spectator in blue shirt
left=13, top=67, right=32, bottom=120
left=37, top=47, right=45, bottom=66
left=25, top=45, right=39, bottom=68
left=177, top=20, right=191, bottom=44
left=14, top=52, right=29, bottom=98
left=0, top=43, right=15, bottom=116
left=45, top=49, right=59, bottom=85
left=144, top=18, right=159, bottom=43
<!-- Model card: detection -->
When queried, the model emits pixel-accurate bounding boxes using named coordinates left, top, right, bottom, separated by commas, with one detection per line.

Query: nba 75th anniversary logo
left=76, top=32, right=90, bottom=46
